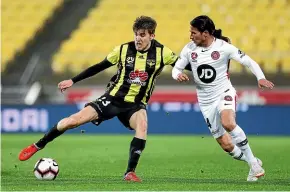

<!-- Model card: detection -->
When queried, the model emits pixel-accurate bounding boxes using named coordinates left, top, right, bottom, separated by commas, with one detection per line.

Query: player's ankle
left=34, top=142, right=44, bottom=150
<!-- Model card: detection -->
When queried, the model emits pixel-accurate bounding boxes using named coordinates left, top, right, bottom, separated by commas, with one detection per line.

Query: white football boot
left=247, top=158, right=265, bottom=182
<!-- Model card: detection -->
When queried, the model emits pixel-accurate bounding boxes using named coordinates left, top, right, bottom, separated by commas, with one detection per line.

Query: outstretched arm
left=71, top=59, right=114, bottom=83
left=58, top=59, right=114, bottom=92
left=227, top=44, right=274, bottom=90
left=58, top=45, right=121, bottom=92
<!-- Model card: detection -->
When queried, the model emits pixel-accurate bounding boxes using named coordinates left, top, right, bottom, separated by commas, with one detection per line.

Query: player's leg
left=216, top=132, right=247, bottom=162
left=220, top=109, right=265, bottom=181
left=219, top=89, right=264, bottom=181
left=120, top=107, right=147, bottom=182
left=19, top=106, right=98, bottom=161
left=36, top=105, right=98, bottom=148
left=220, top=109, right=258, bottom=163
left=201, top=102, right=245, bottom=161
left=203, top=103, right=247, bottom=162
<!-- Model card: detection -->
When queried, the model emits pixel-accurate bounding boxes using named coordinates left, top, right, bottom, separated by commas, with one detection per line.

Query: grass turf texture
left=1, top=134, right=290, bottom=191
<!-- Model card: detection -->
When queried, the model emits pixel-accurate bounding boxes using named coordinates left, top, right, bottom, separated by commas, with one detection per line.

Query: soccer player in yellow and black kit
left=19, top=16, right=190, bottom=182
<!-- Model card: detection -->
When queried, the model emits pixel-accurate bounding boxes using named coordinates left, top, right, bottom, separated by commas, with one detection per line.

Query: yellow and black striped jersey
left=106, top=40, right=178, bottom=105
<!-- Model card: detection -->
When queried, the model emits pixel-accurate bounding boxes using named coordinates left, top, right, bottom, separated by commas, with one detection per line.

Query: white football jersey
left=173, top=38, right=265, bottom=104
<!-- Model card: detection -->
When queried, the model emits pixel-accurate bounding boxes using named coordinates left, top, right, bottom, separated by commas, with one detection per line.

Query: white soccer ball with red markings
left=34, top=158, right=59, bottom=180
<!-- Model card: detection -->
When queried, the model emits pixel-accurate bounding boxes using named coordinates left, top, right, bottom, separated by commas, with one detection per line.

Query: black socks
left=35, top=124, right=65, bottom=149
left=125, top=137, right=146, bottom=174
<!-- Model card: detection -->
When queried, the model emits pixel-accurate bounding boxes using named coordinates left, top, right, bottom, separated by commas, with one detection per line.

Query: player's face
left=190, top=26, right=206, bottom=46
left=134, top=29, right=155, bottom=51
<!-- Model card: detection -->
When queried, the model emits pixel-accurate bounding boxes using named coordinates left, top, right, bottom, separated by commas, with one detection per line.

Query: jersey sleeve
left=162, top=46, right=178, bottom=65
left=106, top=45, right=121, bottom=65
left=226, top=43, right=265, bottom=80
left=172, top=45, right=190, bottom=80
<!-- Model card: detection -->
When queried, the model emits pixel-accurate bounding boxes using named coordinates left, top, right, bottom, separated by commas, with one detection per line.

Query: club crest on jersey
left=127, top=69, right=148, bottom=86
left=146, top=59, right=155, bottom=67
left=224, top=95, right=233, bottom=101
left=191, top=52, right=198, bottom=61
left=211, top=51, right=220, bottom=60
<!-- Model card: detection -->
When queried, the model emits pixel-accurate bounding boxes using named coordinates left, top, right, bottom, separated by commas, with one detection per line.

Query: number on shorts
left=98, top=97, right=111, bottom=106
left=206, top=118, right=212, bottom=128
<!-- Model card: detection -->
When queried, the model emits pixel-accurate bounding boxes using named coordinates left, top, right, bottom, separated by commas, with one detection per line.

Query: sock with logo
left=125, top=137, right=146, bottom=174
left=229, top=125, right=257, bottom=164
left=35, top=124, right=65, bottom=149
left=228, top=145, right=247, bottom=162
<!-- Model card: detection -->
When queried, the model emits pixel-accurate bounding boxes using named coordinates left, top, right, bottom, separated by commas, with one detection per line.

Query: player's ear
left=150, top=33, right=155, bottom=40
left=203, top=30, right=210, bottom=37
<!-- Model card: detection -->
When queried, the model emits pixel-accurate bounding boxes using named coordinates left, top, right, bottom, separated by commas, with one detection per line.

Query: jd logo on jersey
left=197, top=64, right=216, bottom=83
left=127, top=69, right=148, bottom=86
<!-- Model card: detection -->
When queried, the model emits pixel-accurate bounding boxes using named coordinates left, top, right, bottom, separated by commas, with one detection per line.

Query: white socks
left=229, top=125, right=257, bottom=164
left=229, top=145, right=246, bottom=162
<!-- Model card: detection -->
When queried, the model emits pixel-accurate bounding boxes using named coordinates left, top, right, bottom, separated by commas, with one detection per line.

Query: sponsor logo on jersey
left=211, top=51, right=220, bottom=60
left=197, top=64, right=216, bottom=83
left=127, top=69, right=148, bottom=86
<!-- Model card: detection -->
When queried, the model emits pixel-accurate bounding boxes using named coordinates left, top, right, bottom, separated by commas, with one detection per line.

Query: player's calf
left=125, top=109, right=147, bottom=175
left=216, top=134, right=235, bottom=152
left=216, top=133, right=247, bottom=162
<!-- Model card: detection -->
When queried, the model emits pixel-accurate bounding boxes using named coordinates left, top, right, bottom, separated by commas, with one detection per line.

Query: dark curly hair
left=133, top=16, right=157, bottom=34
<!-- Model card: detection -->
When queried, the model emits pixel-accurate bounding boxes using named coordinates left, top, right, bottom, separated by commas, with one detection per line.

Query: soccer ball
left=33, top=158, right=59, bottom=180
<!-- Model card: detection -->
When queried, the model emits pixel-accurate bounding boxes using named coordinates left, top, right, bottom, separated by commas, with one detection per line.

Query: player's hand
left=258, top=79, right=274, bottom=90
left=58, top=79, right=74, bottom=93
left=177, top=73, right=189, bottom=82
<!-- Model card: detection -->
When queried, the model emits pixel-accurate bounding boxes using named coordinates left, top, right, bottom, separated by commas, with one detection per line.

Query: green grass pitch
left=1, top=134, right=290, bottom=191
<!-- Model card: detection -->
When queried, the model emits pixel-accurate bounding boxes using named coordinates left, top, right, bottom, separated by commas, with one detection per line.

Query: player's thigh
left=117, top=103, right=147, bottom=130
left=200, top=103, right=226, bottom=139
left=218, top=88, right=237, bottom=131
left=86, top=95, right=120, bottom=124
left=129, top=109, right=147, bottom=131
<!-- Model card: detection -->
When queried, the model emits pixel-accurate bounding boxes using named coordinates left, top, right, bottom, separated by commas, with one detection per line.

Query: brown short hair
left=133, top=16, right=157, bottom=34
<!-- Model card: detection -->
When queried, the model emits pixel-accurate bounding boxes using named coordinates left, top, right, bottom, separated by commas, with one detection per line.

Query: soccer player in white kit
left=172, top=15, right=274, bottom=181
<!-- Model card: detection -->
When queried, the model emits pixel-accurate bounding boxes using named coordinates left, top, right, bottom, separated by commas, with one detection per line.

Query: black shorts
left=85, top=94, right=146, bottom=129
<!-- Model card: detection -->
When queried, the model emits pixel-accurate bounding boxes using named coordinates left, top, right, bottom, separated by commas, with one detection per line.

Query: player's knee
left=65, top=115, right=80, bottom=129
left=137, top=120, right=148, bottom=134
left=221, top=120, right=236, bottom=131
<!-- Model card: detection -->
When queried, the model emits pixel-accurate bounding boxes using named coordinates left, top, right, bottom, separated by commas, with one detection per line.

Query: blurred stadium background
left=1, top=0, right=290, bottom=134
left=1, top=0, right=290, bottom=191
left=1, top=0, right=290, bottom=132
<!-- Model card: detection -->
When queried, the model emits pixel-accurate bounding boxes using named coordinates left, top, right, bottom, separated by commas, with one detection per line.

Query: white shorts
left=199, top=87, right=237, bottom=139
